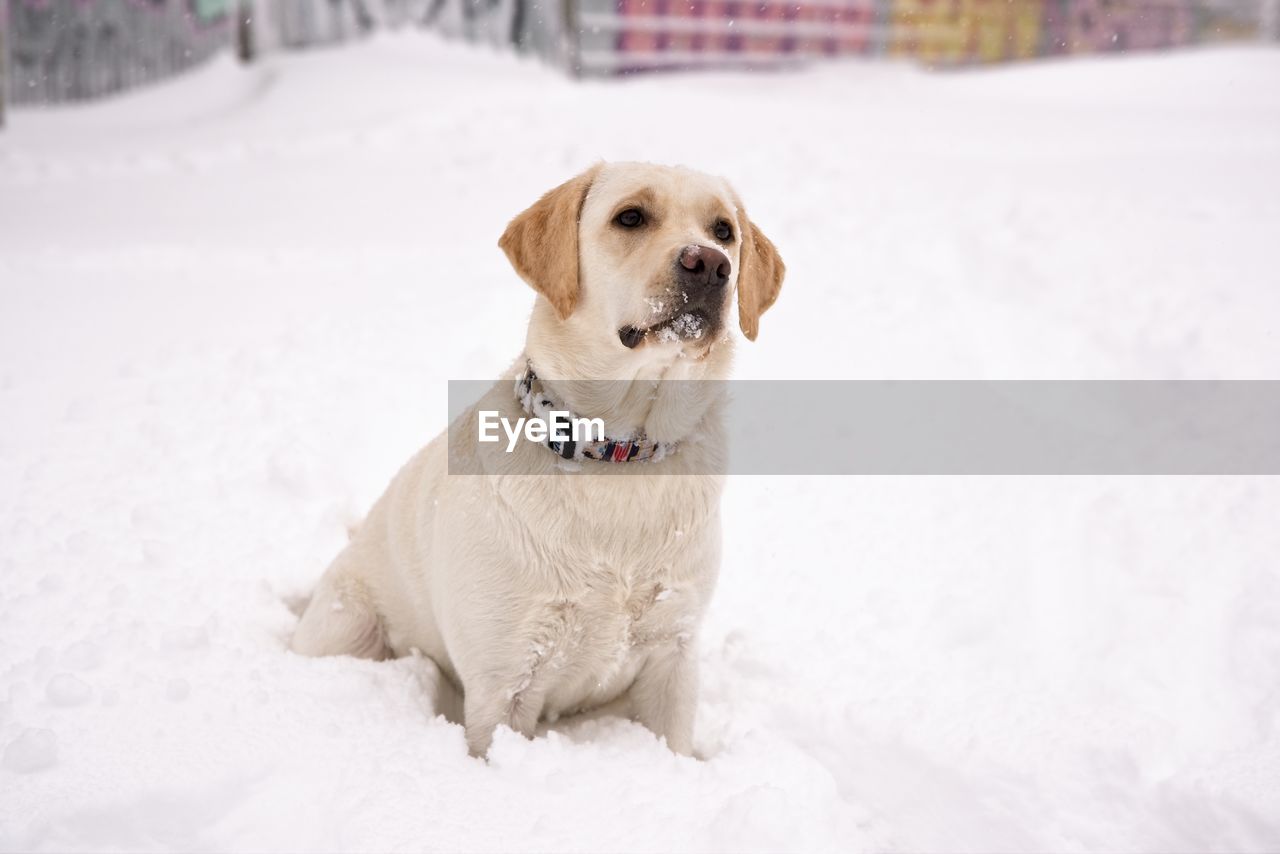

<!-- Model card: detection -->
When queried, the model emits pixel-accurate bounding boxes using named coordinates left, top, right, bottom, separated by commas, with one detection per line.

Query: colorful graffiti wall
left=576, top=0, right=1268, bottom=73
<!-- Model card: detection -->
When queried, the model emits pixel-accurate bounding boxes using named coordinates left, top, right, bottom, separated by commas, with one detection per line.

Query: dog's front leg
left=462, top=666, right=548, bottom=758
left=629, top=637, right=698, bottom=756
left=463, top=686, right=542, bottom=758
left=461, top=600, right=581, bottom=757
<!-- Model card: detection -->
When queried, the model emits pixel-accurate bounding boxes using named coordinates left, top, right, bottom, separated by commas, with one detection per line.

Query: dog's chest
left=536, top=560, right=696, bottom=717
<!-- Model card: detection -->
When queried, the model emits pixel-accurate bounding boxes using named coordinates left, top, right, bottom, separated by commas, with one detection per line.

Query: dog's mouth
left=619, top=309, right=712, bottom=350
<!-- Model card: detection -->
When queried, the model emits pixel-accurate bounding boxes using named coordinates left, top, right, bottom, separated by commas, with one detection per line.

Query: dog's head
left=499, top=162, right=785, bottom=368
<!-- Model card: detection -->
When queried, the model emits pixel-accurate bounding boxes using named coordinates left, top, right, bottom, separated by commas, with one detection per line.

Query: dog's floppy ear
left=499, top=165, right=601, bottom=320
left=735, top=215, right=785, bottom=342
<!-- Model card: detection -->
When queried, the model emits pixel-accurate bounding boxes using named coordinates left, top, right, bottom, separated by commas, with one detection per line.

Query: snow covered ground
left=2, top=34, right=1280, bottom=852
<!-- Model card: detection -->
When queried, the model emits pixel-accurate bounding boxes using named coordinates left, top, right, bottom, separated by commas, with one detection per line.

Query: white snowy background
left=2, top=34, right=1280, bottom=852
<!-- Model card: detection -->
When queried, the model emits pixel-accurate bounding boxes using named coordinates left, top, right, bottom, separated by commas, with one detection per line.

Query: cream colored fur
left=291, top=162, right=784, bottom=757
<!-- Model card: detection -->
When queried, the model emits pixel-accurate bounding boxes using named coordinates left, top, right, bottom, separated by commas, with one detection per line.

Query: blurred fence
left=254, top=0, right=425, bottom=50
left=253, top=0, right=564, bottom=57
left=1, top=0, right=1276, bottom=114
left=4, top=0, right=233, bottom=105
left=0, top=0, right=438, bottom=106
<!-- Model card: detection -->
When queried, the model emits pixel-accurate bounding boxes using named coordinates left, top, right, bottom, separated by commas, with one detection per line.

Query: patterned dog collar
left=514, top=362, right=676, bottom=463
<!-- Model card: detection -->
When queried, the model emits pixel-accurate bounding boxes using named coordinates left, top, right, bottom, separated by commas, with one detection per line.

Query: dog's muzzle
left=619, top=245, right=731, bottom=349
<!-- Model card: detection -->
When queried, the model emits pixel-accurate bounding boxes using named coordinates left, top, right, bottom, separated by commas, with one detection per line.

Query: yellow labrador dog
left=291, top=162, right=784, bottom=757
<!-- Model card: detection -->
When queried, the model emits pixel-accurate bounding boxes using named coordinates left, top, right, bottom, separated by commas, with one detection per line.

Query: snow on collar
left=515, top=361, right=676, bottom=464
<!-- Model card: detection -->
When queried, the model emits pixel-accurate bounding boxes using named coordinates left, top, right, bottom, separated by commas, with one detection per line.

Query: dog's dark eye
left=615, top=209, right=645, bottom=229
left=713, top=221, right=733, bottom=242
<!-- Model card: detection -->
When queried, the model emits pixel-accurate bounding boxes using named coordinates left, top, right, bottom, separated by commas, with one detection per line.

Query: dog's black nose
left=677, top=245, right=731, bottom=290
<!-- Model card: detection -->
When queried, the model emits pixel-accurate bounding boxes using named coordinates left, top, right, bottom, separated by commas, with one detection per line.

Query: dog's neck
left=522, top=312, right=734, bottom=446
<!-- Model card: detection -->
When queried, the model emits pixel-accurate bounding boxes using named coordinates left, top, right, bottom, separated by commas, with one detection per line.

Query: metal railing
left=1, top=5, right=8, bottom=126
